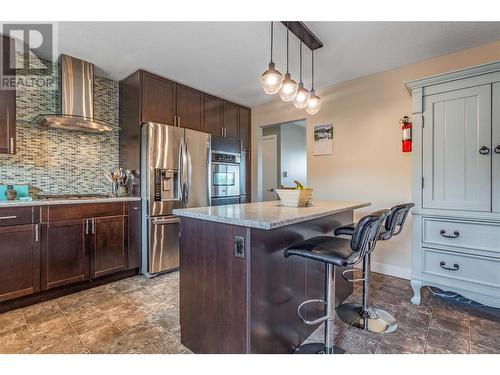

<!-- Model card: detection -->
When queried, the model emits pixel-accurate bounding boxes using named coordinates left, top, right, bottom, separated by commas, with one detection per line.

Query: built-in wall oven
left=211, top=151, right=240, bottom=206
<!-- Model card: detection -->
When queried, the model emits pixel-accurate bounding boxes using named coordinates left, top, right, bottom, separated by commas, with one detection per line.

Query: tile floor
left=0, top=271, right=499, bottom=354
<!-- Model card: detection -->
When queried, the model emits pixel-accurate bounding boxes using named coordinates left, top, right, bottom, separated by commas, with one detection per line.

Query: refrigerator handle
left=178, top=135, right=185, bottom=204
left=185, top=138, right=191, bottom=205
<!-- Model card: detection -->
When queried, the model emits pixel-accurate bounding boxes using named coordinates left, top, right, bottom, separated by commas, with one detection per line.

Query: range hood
left=38, top=54, right=113, bottom=133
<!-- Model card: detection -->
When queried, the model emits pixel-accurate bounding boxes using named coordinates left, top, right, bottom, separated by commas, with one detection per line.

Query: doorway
left=259, top=120, right=307, bottom=201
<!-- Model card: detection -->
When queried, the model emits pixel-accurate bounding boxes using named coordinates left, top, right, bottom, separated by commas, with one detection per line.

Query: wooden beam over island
left=173, top=200, right=370, bottom=354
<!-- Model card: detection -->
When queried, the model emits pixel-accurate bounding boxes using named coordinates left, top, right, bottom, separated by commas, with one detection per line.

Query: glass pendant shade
left=279, top=73, right=298, bottom=101
left=293, top=82, right=310, bottom=109
left=305, top=89, right=322, bottom=115
left=260, top=62, right=283, bottom=94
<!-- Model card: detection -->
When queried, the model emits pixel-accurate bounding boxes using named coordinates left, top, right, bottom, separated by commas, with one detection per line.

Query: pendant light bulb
left=279, top=72, right=298, bottom=101
left=292, top=40, right=310, bottom=109
left=260, top=22, right=282, bottom=95
left=278, top=22, right=297, bottom=101
left=261, top=62, right=283, bottom=94
left=305, top=49, right=321, bottom=114
left=293, top=82, right=310, bottom=109
left=305, top=89, right=322, bottom=115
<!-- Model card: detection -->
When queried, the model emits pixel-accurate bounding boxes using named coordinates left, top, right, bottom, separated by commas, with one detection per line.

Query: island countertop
left=173, top=200, right=371, bottom=230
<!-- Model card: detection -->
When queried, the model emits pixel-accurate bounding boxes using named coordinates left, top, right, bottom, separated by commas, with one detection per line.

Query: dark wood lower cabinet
left=0, top=202, right=140, bottom=310
left=0, top=224, right=40, bottom=302
left=91, top=216, right=127, bottom=278
left=42, top=220, right=89, bottom=290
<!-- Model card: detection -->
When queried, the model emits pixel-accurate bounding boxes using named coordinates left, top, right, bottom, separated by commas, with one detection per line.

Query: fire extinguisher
left=400, top=116, right=412, bottom=152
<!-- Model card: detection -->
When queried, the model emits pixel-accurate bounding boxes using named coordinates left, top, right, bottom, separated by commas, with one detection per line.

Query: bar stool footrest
left=341, top=268, right=366, bottom=283
left=297, top=299, right=328, bottom=325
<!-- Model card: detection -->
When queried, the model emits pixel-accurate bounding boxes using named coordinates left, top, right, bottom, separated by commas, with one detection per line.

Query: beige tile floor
left=1, top=271, right=499, bottom=354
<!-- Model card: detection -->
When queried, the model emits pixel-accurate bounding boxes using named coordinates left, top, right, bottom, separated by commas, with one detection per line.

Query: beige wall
left=251, top=40, right=500, bottom=279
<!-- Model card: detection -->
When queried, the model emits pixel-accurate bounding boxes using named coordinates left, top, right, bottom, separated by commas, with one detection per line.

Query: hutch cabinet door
left=492, top=83, right=500, bottom=212
left=422, top=84, right=491, bottom=212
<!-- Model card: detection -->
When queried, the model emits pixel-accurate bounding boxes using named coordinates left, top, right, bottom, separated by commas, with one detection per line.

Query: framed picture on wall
left=313, top=124, right=333, bottom=155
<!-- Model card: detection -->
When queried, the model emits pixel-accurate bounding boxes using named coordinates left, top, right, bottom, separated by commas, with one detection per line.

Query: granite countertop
left=173, top=200, right=371, bottom=230
left=0, top=196, right=141, bottom=208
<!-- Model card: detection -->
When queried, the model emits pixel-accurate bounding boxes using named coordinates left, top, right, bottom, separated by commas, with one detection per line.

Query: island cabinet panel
left=0, top=224, right=40, bottom=302
left=180, top=217, right=249, bottom=354
left=91, top=216, right=127, bottom=278
left=249, top=211, right=353, bottom=354
left=141, top=71, right=176, bottom=126
left=42, top=219, right=89, bottom=290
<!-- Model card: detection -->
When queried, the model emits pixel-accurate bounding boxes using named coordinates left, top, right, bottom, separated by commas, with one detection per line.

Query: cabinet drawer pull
left=440, top=229, right=459, bottom=238
left=0, top=216, right=17, bottom=220
left=495, top=145, right=500, bottom=154
left=479, top=146, right=490, bottom=155
left=440, top=261, right=459, bottom=271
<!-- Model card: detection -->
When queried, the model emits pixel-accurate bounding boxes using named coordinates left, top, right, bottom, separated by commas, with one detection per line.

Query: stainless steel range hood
left=38, top=54, right=113, bottom=133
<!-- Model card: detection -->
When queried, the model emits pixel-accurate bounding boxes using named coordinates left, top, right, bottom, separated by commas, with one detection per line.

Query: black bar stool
left=335, top=203, right=415, bottom=334
left=284, top=211, right=388, bottom=354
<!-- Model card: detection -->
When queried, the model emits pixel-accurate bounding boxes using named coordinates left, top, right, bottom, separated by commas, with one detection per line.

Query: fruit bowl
left=275, top=188, right=313, bottom=207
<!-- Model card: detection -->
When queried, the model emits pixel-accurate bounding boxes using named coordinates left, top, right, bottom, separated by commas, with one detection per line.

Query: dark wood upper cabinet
left=0, top=36, right=16, bottom=154
left=42, top=219, right=89, bottom=290
left=223, top=102, right=239, bottom=139
left=176, top=84, right=203, bottom=131
left=141, top=71, right=176, bottom=126
left=91, top=216, right=127, bottom=278
left=202, top=95, right=224, bottom=137
left=239, top=107, right=251, bottom=151
left=0, top=224, right=40, bottom=302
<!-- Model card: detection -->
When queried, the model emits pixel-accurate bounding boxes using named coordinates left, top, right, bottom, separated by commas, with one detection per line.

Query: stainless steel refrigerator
left=141, top=122, right=211, bottom=277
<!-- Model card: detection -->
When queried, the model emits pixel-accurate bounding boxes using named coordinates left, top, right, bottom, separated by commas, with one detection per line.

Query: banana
left=294, top=180, right=305, bottom=190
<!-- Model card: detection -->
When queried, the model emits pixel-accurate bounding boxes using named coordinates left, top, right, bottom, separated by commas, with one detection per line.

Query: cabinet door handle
left=440, top=261, right=459, bottom=271
left=34, top=224, right=39, bottom=242
left=85, top=219, right=89, bottom=235
left=440, top=229, right=459, bottom=238
left=92, top=219, right=95, bottom=234
left=479, top=146, right=490, bottom=155
left=494, top=145, right=500, bottom=154
left=178, top=116, right=181, bottom=128
left=0, top=216, right=17, bottom=220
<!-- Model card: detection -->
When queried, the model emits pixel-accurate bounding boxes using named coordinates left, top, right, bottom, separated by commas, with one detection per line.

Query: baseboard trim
left=355, top=261, right=411, bottom=280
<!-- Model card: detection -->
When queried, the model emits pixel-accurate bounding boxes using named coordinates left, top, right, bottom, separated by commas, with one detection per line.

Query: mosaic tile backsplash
left=0, top=69, right=119, bottom=196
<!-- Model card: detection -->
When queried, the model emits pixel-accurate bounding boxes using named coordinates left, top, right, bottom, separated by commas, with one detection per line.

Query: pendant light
left=305, top=49, right=322, bottom=115
left=292, top=41, right=310, bottom=109
left=279, top=22, right=298, bottom=101
left=260, top=22, right=283, bottom=95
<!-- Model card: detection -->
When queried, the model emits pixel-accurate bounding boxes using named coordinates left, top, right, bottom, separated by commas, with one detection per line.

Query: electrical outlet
left=234, top=236, right=245, bottom=258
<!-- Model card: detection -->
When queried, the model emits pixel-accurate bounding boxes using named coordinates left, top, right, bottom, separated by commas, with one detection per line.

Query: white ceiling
left=58, top=22, right=500, bottom=107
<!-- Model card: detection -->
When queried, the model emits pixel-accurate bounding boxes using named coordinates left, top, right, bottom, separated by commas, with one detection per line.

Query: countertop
left=173, top=200, right=371, bottom=230
left=0, top=196, right=141, bottom=208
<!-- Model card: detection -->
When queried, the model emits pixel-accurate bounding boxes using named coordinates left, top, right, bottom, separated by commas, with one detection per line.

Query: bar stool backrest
left=350, top=211, right=387, bottom=263
left=386, top=202, right=415, bottom=237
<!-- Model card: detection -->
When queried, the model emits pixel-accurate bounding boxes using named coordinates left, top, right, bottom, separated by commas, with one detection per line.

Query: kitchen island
left=173, top=200, right=370, bottom=354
